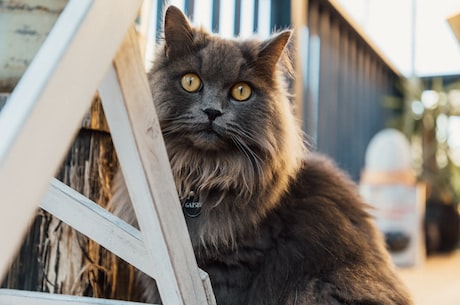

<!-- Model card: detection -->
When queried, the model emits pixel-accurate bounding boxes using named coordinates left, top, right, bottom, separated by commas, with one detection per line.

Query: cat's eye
left=181, top=73, right=202, bottom=93
left=230, top=82, right=252, bottom=102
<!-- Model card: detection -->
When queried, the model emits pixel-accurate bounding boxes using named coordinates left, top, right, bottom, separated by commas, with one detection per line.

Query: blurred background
left=1, top=0, right=460, bottom=304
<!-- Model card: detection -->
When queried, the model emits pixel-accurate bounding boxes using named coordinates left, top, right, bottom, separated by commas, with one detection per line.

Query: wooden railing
left=293, top=0, right=402, bottom=180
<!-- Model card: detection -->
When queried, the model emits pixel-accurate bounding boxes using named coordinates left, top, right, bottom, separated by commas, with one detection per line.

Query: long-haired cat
left=108, top=6, right=413, bottom=305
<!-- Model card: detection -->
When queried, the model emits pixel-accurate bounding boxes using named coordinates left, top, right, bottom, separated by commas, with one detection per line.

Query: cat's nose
left=202, top=108, right=222, bottom=121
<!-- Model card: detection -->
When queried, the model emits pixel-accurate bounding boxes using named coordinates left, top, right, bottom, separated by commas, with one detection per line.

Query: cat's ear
left=257, top=30, right=292, bottom=72
left=163, top=6, right=194, bottom=59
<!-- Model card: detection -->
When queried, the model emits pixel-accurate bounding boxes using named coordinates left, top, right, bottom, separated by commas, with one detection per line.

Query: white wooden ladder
left=0, top=1, right=215, bottom=304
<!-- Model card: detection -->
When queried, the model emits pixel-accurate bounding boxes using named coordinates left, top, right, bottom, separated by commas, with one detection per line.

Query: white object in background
left=364, top=128, right=412, bottom=172
left=360, top=128, right=425, bottom=267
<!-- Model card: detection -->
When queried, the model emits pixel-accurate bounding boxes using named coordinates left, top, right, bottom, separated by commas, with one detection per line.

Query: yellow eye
left=181, top=73, right=202, bottom=92
left=230, top=82, right=252, bottom=102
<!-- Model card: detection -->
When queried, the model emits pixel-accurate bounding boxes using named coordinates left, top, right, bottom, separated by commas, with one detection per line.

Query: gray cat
left=108, top=6, right=413, bottom=305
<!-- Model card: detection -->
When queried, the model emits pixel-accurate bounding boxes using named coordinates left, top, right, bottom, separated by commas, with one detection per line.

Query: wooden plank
left=0, top=0, right=141, bottom=278
left=290, top=0, right=308, bottom=122
left=305, top=0, right=321, bottom=144
left=218, top=0, right=235, bottom=37
left=137, top=0, right=159, bottom=70
left=98, top=27, right=215, bottom=305
left=239, top=0, right=255, bottom=38
left=448, top=12, right=460, bottom=44
left=0, top=289, right=150, bottom=305
left=41, top=178, right=215, bottom=298
left=40, top=179, right=155, bottom=279
left=257, top=0, right=271, bottom=38
left=0, top=93, right=8, bottom=110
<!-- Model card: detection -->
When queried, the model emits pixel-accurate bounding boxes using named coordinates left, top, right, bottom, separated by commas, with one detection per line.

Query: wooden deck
left=397, top=251, right=460, bottom=305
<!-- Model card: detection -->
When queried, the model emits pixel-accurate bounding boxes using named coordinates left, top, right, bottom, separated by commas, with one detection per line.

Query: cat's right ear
left=163, top=5, right=194, bottom=59
left=256, top=30, right=292, bottom=76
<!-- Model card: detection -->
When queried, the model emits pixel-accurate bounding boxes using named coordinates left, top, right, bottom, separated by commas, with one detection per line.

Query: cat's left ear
left=163, top=5, right=194, bottom=59
left=257, top=30, right=292, bottom=71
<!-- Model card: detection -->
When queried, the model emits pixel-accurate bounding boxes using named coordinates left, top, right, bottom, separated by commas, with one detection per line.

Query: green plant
left=384, top=76, right=460, bottom=204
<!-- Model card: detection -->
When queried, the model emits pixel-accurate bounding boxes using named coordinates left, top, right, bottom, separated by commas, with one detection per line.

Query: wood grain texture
left=40, top=179, right=154, bottom=279
left=1, top=129, right=119, bottom=298
left=0, top=0, right=69, bottom=91
left=0, top=288, right=150, bottom=305
left=0, top=0, right=141, bottom=286
left=99, top=26, right=215, bottom=305
left=448, top=12, right=460, bottom=44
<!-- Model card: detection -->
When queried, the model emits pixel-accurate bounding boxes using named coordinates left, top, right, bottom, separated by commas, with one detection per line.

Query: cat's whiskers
left=159, top=116, right=200, bottom=137
left=229, top=134, right=258, bottom=193
left=226, top=123, right=276, bottom=156
left=231, top=133, right=263, bottom=171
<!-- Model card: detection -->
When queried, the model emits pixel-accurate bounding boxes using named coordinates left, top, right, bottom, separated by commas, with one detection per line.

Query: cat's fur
left=108, top=6, right=413, bottom=305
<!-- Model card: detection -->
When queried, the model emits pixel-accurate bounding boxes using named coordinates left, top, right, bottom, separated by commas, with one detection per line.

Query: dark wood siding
left=301, top=0, right=400, bottom=180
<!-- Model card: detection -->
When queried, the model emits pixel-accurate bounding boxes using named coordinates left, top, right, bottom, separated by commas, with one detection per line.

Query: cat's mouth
left=200, top=124, right=222, bottom=140
left=190, top=123, right=227, bottom=150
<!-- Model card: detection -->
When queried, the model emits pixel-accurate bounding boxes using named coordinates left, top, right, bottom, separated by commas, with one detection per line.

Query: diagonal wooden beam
left=98, top=26, right=216, bottom=305
left=41, top=177, right=214, bottom=287
left=40, top=178, right=214, bottom=299
left=0, top=0, right=142, bottom=278
left=40, top=179, right=154, bottom=278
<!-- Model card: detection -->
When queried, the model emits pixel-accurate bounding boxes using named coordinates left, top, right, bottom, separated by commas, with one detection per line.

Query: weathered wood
left=0, top=94, right=8, bottom=110
left=0, top=288, right=150, bottom=305
left=40, top=179, right=154, bottom=279
left=40, top=178, right=215, bottom=298
left=0, top=0, right=141, bottom=287
left=81, top=95, right=110, bottom=133
left=98, top=27, right=215, bottom=305
left=1, top=129, right=119, bottom=297
left=0, top=0, right=69, bottom=91
left=448, top=12, right=460, bottom=44
left=1, top=2, right=216, bottom=304
left=1, top=94, right=115, bottom=296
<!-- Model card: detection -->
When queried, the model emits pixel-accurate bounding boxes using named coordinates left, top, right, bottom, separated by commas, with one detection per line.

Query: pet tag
left=182, top=192, right=202, bottom=218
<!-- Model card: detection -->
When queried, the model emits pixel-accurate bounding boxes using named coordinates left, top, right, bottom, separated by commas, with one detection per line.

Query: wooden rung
left=41, top=179, right=154, bottom=279
left=41, top=178, right=215, bottom=296
left=0, top=289, right=153, bottom=305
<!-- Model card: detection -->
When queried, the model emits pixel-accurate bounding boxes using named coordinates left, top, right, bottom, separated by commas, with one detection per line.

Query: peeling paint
left=1, top=3, right=64, bottom=15
left=15, top=27, right=38, bottom=36
left=0, top=0, right=69, bottom=91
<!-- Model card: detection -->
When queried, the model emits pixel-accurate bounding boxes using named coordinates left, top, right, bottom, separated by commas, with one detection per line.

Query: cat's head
left=149, top=6, right=305, bottom=207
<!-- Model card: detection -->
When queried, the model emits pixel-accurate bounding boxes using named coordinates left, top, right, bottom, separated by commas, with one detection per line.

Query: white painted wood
left=219, top=0, right=235, bottom=38
left=0, top=0, right=142, bottom=278
left=41, top=178, right=215, bottom=302
left=193, top=0, right=213, bottom=30
left=257, top=0, right=271, bottom=37
left=169, top=0, right=185, bottom=12
left=142, top=0, right=159, bottom=71
left=198, top=270, right=216, bottom=305
left=40, top=178, right=155, bottom=278
left=1, top=1, right=216, bottom=303
left=239, top=0, right=255, bottom=38
left=99, top=27, right=215, bottom=305
left=0, top=289, right=151, bottom=305
left=0, top=0, right=69, bottom=90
